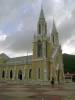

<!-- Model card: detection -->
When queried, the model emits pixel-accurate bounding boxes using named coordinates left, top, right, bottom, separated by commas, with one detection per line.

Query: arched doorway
left=57, top=69, right=60, bottom=83
left=18, top=70, right=22, bottom=80
left=2, top=70, right=5, bottom=78
left=10, top=70, right=13, bottom=79
left=29, top=69, right=32, bottom=79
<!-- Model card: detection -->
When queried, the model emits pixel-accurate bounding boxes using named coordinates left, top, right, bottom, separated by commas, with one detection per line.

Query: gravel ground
left=0, top=82, right=75, bottom=100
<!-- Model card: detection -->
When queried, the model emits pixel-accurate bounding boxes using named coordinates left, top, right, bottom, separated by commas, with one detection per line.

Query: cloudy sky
left=0, top=0, right=75, bottom=57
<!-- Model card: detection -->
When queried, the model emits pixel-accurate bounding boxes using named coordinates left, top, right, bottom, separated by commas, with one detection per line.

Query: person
left=51, top=77, right=54, bottom=87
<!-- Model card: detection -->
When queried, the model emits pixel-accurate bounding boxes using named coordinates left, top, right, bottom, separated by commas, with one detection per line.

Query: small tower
left=51, top=20, right=59, bottom=46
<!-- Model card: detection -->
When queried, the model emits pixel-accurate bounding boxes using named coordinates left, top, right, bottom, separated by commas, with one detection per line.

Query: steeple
left=39, top=7, right=45, bottom=20
left=51, top=19, right=59, bottom=46
left=37, top=6, right=47, bottom=35
left=52, top=19, right=58, bottom=34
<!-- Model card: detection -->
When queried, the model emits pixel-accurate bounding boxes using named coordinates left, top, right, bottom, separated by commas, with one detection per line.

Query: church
left=0, top=8, right=64, bottom=84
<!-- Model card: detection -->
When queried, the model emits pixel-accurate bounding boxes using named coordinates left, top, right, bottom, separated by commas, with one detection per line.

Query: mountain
left=63, top=54, right=75, bottom=73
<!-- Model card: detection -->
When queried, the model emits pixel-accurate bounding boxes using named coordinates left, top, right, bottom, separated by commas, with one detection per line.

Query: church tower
left=37, top=8, right=48, bottom=58
left=50, top=20, right=64, bottom=84
left=33, top=7, right=48, bottom=59
left=37, top=8, right=47, bottom=36
left=51, top=20, right=59, bottom=46
left=32, top=7, right=49, bottom=81
left=32, top=7, right=64, bottom=83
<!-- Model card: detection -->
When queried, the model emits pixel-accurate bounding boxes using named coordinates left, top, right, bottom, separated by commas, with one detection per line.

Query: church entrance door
left=18, top=70, right=22, bottom=80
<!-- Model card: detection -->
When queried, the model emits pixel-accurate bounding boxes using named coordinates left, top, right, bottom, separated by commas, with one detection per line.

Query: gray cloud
left=0, top=0, right=75, bottom=57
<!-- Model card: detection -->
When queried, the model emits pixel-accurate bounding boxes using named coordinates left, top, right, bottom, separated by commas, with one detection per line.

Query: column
left=22, top=70, right=25, bottom=81
left=12, top=70, right=15, bottom=80
left=50, top=61, right=53, bottom=81
left=44, top=59, right=48, bottom=81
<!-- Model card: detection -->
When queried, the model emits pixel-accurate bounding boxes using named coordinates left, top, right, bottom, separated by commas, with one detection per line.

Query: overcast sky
left=0, top=0, right=75, bottom=57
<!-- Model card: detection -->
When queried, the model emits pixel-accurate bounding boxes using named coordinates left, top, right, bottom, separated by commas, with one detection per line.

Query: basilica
left=0, top=8, right=64, bottom=84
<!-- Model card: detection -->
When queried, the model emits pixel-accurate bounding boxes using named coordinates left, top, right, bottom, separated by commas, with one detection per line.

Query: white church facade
left=0, top=8, right=64, bottom=84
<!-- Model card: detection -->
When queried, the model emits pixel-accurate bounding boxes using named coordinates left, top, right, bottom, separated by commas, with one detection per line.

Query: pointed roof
left=39, top=8, right=45, bottom=19
left=39, top=5, right=45, bottom=21
left=51, top=19, right=58, bottom=34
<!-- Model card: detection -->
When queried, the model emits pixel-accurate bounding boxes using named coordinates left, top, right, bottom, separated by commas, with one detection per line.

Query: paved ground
left=0, top=82, right=75, bottom=100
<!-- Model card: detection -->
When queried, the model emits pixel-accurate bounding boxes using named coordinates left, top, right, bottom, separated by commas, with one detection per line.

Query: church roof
left=0, top=53, right=32, bottom=65
left=6, top=55, right=32, bottom=65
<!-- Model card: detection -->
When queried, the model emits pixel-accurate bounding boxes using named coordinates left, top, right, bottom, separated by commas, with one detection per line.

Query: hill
left=63, top=54, right=75, bottom=73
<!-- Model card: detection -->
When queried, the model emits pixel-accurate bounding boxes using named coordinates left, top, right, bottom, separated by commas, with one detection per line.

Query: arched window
left=2, top=70, right=5, bottom=78
left=10, top=70, right=13, bottom=79
left=46, top=41, right=47, bottom=58
left=53, top=35, right=54, bottom=44
left=37, top=40, right=42, bottom=57
left=29, top=69, right=32, bottom=79
left=38, top=24, right=41, bottom=34
left=45, top=24, right=47, bottom=34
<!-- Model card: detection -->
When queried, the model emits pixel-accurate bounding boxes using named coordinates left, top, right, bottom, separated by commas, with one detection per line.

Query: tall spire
left=39, top=8, right=45, bottom=19
left=37, top=4, right=47, bottom=35
left=52, top=19, right=57, bottom=34
left=39, top=4, right=45, bottom=20
left=51, top=18, right=59, bottom=46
